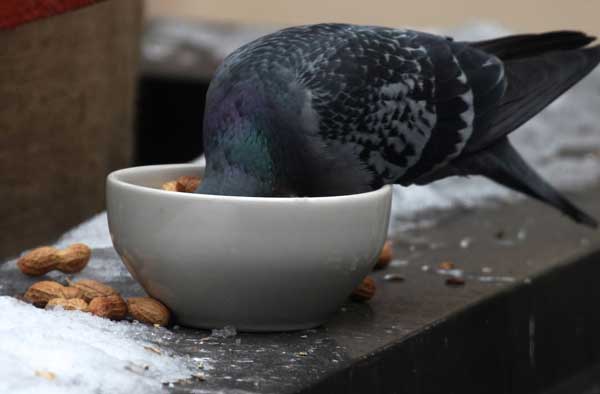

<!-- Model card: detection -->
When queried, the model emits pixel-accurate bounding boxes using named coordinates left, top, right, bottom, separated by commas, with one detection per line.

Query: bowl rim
left=107, top=164, right=392, bottom=204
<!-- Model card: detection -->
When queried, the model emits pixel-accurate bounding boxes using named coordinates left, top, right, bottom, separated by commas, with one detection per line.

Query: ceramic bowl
left=106, top=164, right=392, bottom=331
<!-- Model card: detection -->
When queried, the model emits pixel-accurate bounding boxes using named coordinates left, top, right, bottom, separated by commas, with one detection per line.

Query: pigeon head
left=196, top=79, right=303, bottom=197
left=197, top=100, right=273, bottom=196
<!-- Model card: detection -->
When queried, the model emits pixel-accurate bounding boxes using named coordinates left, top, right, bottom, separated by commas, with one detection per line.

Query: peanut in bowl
left=106, top=164, right=392, bottom=331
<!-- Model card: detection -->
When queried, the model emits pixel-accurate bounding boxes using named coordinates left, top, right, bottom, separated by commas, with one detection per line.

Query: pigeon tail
left=472, top=31, right=596, bottom=61
left=455, top=138, right=598, bottom=228
left=466, top=34, right=600, bottom=153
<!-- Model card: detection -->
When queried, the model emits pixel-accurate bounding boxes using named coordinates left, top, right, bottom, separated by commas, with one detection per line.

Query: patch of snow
left=0, top=296, right=195, bottom=394
left=54, top=212, right=111, bottom=250
left=143, top=19, right=276, bottom=71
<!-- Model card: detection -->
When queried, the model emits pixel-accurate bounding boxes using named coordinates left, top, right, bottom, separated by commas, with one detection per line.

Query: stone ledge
left=2, top=184, right=599, bottom=392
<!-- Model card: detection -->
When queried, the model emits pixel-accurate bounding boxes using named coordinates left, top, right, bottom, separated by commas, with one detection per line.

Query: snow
left=54, top=212, right=112, bottom=250
left=0, top=297, right=195, bottom=394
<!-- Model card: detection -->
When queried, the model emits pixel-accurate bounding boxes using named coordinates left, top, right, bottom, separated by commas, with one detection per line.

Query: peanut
left=46, top=298, right=88, bottom=311
left=88, top=295, right=128, bottom=320
left=350, top=276, right=376, bottom=302
left=445, top=276, right=466, bottom=286
left=373, top=240, right=393, bottom=270
left=175, top=176, right=201, bottom=193
left=24, top=281, right=82, bottom=307
left=161, top=176, right=202, bottom=193
left=70, top=279, right=118, bottom=302
left=55, top=244, right=91, bottom=273
left=127, top=297, right=171, bottom=327
left=161, top=180, right=178, bottom=191
left=17, top=244, right=91, bottom=276
left=35, top=370, right=56, bottom=380
left=61, top=286, right=84, bottom=299
left=438, top=261, right=455, bottom=270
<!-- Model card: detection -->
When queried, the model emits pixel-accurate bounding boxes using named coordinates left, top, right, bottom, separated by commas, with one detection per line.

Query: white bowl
left=106, top=164, right=392, bottom=331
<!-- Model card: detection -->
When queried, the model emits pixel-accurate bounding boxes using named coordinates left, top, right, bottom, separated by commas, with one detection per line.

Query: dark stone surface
left=2, top=185, right=599, bottom=393
left=544, top=363, right=600, bottom=394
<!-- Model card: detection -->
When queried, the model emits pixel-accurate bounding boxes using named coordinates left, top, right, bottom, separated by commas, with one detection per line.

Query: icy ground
left=2, top=22, right=600, bottom=393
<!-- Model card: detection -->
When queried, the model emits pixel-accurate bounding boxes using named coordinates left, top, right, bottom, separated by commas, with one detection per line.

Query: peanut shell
left=17, top=247, right=61, bottom=276
left=88, top=295, right=128, bottom=320
left=175, top=176, right=201, bottom=193
left=71, top=279, right=118, bottom=302
left=56, top=243, right=91, bottom=273
left=374, top=240, right=393, bottom=270
left=24, top=281, right=66, bottom=307
left=127, top=297, right=171, bottom=326
left=46, top=298, right=88, bottom=311
left=350, top=276, right=376, bottom=302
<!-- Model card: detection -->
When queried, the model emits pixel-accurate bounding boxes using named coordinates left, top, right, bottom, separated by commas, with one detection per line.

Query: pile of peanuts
left=17, top=244, right=170, bottom=326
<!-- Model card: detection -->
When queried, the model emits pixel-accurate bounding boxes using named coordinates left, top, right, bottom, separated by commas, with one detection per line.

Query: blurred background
left=1, top=0, right=599, bottom=259
left=146, top=0, right=600, bottom=35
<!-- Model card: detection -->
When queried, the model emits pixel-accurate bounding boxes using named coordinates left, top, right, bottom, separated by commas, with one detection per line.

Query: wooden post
left=0, top=1, right=142, bottom=258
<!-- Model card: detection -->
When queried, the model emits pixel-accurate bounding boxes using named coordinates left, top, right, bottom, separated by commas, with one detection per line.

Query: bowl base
left=175, top=318, right=326, bottom=333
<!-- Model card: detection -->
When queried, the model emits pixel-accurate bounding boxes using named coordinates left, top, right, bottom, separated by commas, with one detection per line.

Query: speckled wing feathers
left=202, top=25, right=600, bottom=226
left=217, top=24, right=506, bottom=188
left=296, top=26, right=438, bottom=185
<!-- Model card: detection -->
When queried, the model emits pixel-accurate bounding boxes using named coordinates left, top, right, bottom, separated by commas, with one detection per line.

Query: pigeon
left=197, top=23, right=600, bottom=227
